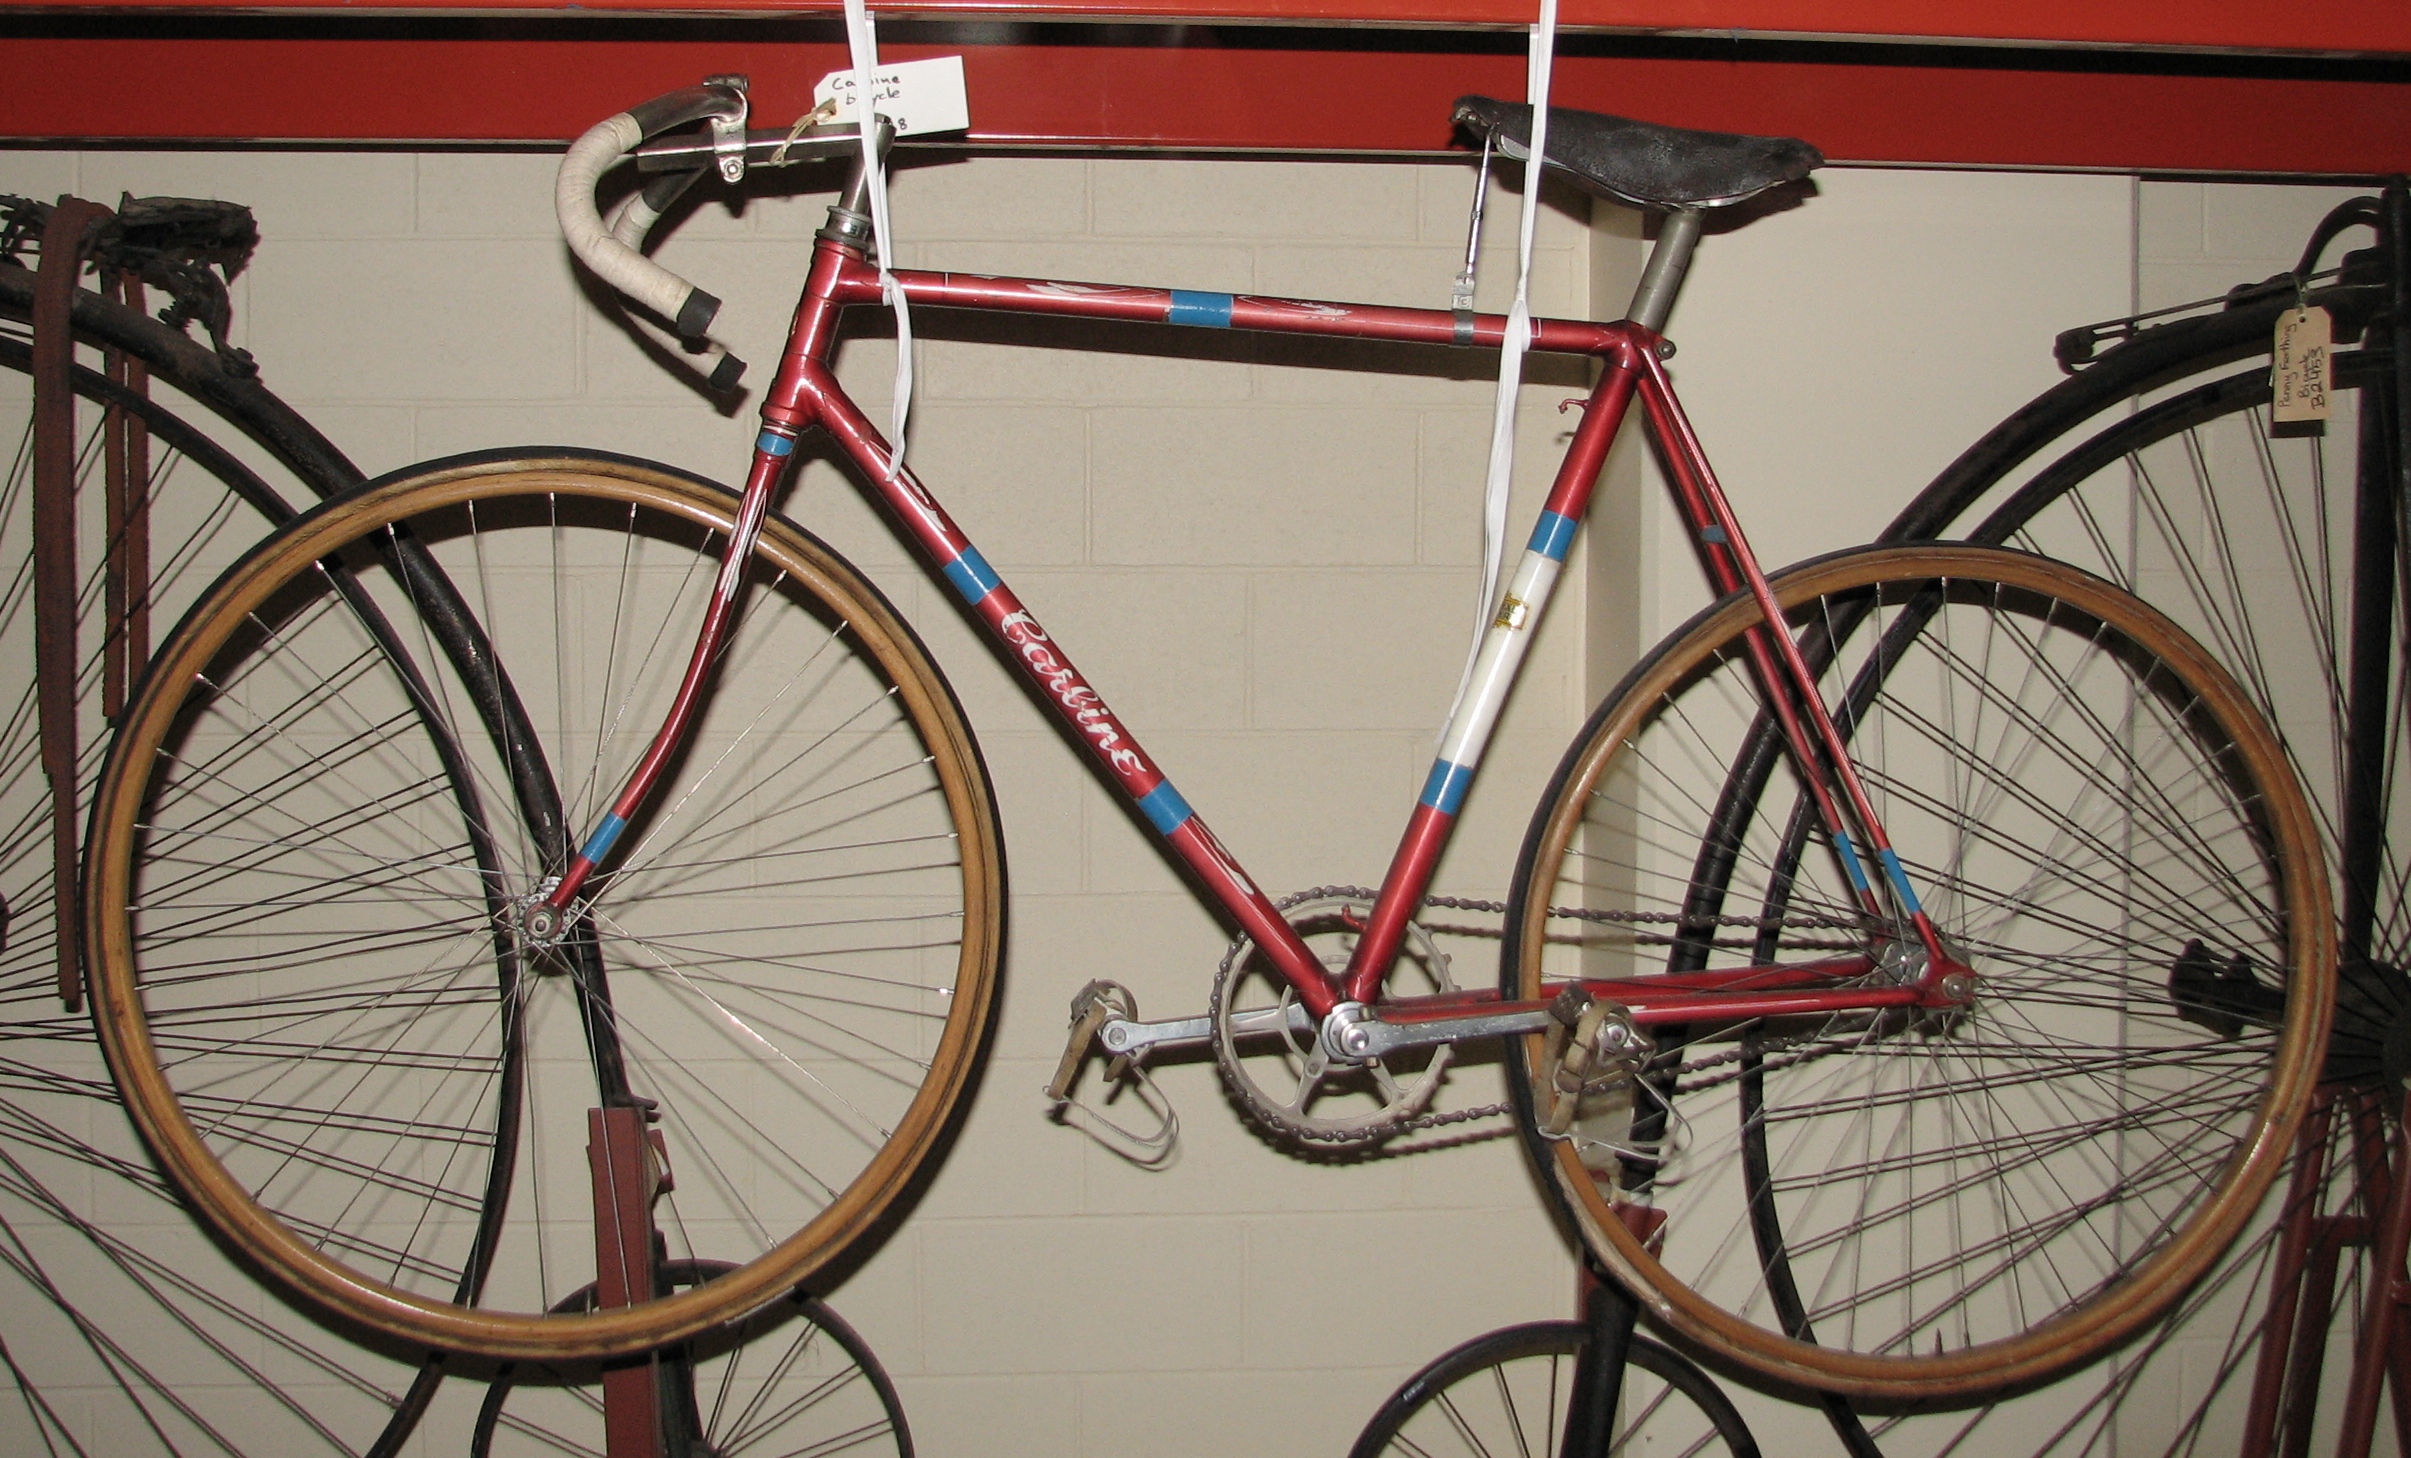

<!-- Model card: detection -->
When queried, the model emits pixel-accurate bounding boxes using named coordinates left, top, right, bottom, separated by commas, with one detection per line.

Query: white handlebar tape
left=557, top=111, right=721, bottom=338
left=599, top=190, right=744, bottom=391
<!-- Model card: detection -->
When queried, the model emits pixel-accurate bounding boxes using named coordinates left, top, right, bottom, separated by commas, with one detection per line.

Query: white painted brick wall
left=3, top=142, right=2365, bottom=1456
left=15, top=146, right=1586, bottom=1456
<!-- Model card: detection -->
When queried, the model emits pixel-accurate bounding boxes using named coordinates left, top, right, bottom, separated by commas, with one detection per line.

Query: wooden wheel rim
left=85, top=455, right=1002, bottom=1362
left=1512, top=543, right=2334, bottom=1400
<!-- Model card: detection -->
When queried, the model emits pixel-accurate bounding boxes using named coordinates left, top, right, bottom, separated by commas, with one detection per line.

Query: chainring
left=1208, top=887, right=1461, bottom=1146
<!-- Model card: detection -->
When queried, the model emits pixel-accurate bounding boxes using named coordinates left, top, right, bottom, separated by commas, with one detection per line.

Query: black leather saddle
left=1453, top=97, right=1821, bottom=210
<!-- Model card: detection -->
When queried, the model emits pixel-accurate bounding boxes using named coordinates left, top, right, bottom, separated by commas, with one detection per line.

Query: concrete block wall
left=1, top=140, right=2373, bottom=1455
left=12, top=146, right=1592, bottom=1456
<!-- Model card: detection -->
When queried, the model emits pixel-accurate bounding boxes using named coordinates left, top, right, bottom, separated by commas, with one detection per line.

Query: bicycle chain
left=1209, top=886, right=1872, bottom=1147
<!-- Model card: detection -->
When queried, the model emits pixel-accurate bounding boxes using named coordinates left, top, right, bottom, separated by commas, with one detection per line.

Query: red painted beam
left=2, top=29, right=2403, bottom=175
left=4, top=2, right=2409, bottom=57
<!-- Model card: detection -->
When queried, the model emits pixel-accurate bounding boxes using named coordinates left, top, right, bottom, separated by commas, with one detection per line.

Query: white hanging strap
left=1447, top=0, right=1558, bottom=721
left=841, top=0, right=916, bottom=483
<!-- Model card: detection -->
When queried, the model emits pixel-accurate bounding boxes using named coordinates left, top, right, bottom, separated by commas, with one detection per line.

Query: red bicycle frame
left=536, top=207, right=1969, bottom=1040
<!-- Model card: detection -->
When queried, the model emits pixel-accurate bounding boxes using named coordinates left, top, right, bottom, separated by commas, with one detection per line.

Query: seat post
left=1623, top=207, right=1704, bottom=332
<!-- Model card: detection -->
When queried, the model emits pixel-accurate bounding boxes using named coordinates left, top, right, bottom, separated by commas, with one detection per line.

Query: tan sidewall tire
left=86, top=454, right=1003, bottom=1361
left=1510, top=543, right=2334, bottom=1400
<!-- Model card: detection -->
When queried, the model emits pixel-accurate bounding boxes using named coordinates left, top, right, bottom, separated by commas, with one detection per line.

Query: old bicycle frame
left=79, top=74, right=2329, bottom=1406
left=532, top=116, right=1971, bottom=1074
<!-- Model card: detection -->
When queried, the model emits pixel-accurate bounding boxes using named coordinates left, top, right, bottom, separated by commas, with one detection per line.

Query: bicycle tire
left=0, top=268, right=464, bottom=1454
left=1821, top=245, right=2404, bottom=1451
left=470, top=1260, right=913, bottom=1458
left=0, top=259, right=371, bottom=508
left=84, top=450, right=1004, bottom=1362
left=1348, top=1320, right=1760, bottom=1458
left=1, top=265, right=351, bottom=1008
left=1502, top=543, right=2332, bottom=1400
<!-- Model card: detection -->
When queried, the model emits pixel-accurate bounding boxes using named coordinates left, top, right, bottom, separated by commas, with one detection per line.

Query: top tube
left=838, top=264, right=1635, bottom=359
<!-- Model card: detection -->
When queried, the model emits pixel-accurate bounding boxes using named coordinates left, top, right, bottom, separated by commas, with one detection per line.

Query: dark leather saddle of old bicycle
left=1454, top=96, right=1821, bottom=210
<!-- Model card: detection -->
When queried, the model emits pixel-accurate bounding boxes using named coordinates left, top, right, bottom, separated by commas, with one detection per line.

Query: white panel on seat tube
left=1436, top=547, right=1565, bottom=773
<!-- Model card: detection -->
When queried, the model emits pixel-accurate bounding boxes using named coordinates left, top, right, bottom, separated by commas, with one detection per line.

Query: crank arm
left=1325, top=1005, right=1558, bottom=1062
left=1100, top=1003, right=1316, bottom=1060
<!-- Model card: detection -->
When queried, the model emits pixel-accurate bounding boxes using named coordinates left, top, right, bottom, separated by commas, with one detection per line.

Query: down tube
left=794, top=367, right=1339, bottom=1014
left=1343, top=363, right=1642, bottom=1005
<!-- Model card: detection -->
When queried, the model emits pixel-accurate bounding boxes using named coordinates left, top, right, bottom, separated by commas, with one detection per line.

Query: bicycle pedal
left=1046, top=979, right=1135, bottom=1106
left=1045, top=980, right=1181, bottom=1167
left=1542, top=996, right=1649, bottom=1137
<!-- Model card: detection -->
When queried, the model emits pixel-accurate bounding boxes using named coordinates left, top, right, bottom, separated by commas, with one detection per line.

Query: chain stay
left=1209, top=886, right=1867, bottom=1145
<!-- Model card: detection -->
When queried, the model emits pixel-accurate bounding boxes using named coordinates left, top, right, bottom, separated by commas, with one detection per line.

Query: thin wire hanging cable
left=842, top=0, right=915, bottom=483
left=1446, top=1, right=1557, bottom=726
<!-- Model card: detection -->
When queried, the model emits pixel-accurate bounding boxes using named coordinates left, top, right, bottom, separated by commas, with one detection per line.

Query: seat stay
left=1632, top=349, right=1962, bottom=982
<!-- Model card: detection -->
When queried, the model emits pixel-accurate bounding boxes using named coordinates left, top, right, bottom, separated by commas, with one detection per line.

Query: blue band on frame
left=579, top=812, right=629, bottom=866
left=1527, top=510, right=1577, bottom=562
left=1832, top=830, right=1872, bottom=894
left=756, top=430, right=797, bottom=457
left=1419, top=759, right=1474, bottom=815
left=1167, top=291, right=1236, bottom=328
left=1877, top=848, right=1925, bottom=915
left=1135, top=780, right=1194, bottom=835
left=942, top=547, right=1002, bottom=606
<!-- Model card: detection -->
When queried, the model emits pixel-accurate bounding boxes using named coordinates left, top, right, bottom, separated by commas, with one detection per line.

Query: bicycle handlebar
left=559, top=83, right=890, bottom=392
left=557, top=83, right=746, bottom=344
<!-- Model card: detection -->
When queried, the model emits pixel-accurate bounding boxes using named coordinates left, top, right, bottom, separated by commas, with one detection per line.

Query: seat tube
left=1341, top=214, right=1703, bottom=999
left=1343, top=359, right=1642, bottom=1005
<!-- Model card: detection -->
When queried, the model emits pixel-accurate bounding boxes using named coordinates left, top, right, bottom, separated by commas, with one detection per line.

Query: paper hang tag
left=813, top=56, right=971, bottom=138
left=2273, top=305, right=2332, bottom=424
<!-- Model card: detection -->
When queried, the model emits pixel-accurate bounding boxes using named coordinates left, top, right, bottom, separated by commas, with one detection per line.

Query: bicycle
left=470, top=1268, right=913, bottom=1458
left=80, top=80, right=2336, bottom=1404
left=0, top=187, right=936, bottom=1458
left=0, top=198, right=474, bottom=1456
left=1352, top=1324, right=1757, bottom=1458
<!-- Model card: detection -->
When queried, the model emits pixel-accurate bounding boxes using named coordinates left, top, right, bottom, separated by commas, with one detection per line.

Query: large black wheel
left=1349, top=1321, right=1759, bottom=1458
left=1821, top=195, right=2406, bottom=1454
left=0, top=257, right=464, bottom=1453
